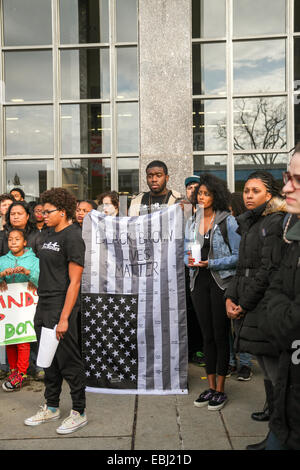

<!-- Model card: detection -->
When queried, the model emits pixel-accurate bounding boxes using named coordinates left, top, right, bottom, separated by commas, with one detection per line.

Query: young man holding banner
left=129, top=160, right=182, bottom=216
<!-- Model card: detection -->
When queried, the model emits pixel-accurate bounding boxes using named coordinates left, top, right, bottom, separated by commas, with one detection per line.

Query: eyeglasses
left=42, top=209, right=59, bottom=216
left=282, top=171, right=300, bottom=189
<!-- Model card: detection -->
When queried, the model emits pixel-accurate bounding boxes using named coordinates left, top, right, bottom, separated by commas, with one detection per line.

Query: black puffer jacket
left=225, top=197, right=286, bottom=357
left=259, top=220, right=300, bottom=450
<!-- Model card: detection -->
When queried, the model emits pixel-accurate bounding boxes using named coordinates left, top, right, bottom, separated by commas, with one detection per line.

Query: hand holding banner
left=0, top=282, right=38, bottom=346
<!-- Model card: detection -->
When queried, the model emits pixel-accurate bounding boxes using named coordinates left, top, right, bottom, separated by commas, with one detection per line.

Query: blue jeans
left=229, top=329, right=252, bottom=368
left=265, top=431, right=294, bottom=450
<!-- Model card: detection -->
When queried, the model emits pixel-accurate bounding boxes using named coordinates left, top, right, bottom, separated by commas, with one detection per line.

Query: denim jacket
left=184, top=210, right=240, bottom=291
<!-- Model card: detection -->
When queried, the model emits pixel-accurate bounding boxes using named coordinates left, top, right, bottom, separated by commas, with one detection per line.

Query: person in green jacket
left=1, top=228, right=39, bottom=392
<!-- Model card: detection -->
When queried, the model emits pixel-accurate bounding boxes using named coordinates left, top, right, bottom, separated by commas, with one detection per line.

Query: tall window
left=1, top=0, right=139, bottom=200
left=192, top=0, right=294, bottom=191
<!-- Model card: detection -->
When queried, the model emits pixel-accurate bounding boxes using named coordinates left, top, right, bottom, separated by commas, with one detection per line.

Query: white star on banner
left=82, top=293, right=138, bottom=388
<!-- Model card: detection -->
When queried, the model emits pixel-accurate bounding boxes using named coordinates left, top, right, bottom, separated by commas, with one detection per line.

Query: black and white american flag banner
left=81, top=204, right=188, bottom=394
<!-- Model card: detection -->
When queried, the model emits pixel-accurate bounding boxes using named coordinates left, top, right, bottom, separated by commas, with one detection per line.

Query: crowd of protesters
left=0, top=148, right=300, bottom=449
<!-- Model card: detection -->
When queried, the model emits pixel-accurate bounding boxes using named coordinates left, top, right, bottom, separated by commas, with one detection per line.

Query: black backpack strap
left=218, top=218, right=231, bottom=253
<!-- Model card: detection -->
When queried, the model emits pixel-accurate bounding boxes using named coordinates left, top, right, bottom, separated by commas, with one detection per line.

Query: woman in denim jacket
left=184, top=174, right=240, bottom=411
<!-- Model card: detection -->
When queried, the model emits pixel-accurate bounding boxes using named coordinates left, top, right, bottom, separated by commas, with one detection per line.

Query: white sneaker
left=24, top=404, right=60, bottom=426
left=56, top=410, right=88, bottom=435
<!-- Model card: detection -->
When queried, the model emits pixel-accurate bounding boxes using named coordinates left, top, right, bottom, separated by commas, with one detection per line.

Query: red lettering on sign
left=7, top=293, right=23, bottom=308
left=25, top=292, right=34, bottom=307
left=0, top=296, right=6, bottom=309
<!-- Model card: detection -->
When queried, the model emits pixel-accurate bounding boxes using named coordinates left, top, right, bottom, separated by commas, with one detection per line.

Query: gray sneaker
left=24, top=404, right=60, bottom=426
left=56, top=410, right=88, bottom=435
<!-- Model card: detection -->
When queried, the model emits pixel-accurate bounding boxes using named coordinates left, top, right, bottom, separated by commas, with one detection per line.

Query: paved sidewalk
left=0, top=361, right=268, bottom=451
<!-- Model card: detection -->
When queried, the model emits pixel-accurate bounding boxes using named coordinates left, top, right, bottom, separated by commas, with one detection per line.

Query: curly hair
left=97, top=191, right=119, bottom=210
left=5, top=201, right=36, bottom=233
left=193, top=173, right=231, bottom=212
left=40, top=187, right=77, bottom=220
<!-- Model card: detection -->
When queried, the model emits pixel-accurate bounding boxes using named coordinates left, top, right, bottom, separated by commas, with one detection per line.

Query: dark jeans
left=34, top=296, right=86, bottom=414
left=191, top=269, right=230, bottom=376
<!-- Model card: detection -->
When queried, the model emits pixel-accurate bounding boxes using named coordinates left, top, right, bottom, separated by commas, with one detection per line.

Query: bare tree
left=217, top=97, right=287, bottom=165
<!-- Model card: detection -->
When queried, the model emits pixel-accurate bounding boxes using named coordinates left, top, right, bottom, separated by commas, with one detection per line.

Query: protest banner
left=0, top=282, right=38, bottom=346
left=81, top=204, right=188, bottom=395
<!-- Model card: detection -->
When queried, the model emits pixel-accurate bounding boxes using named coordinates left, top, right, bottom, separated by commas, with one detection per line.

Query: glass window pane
left=117, top=47, right=138, bottom=99
left=194, top=155, right=227, bottom=181
left=233, top=40, right=286, bottom=94
left=6, top=106, right=53, bottom=155
left=192, top=0, right=226, bottom=38
left=117, top=103, right=139, bottom=153
left=5, top=51, right=53, bottom=102
left=6, top=160, right=54, bottom=201
left=233, top=97, right=287, bottom=151
left=233, top=0, right=286, bottom=36
left=60, top=0, right=109, bottom=44
left=234, top=154, right=287, bottom=192
left=116, top=0, right=137, bottom=43
left=192, top=43, right=226, bottom=96
left=295, top=0, right=300, bottom=32
left=60, top=48, right=109, bottom=100
left=61, top=104, right=111, bottom=154
left=118, top=158, right=139, bottom=194
left=193, top=100, right=227, bottom=151
left=3, top=0, right=52, bottom=46
left=62, top=158, right=111, bottom=199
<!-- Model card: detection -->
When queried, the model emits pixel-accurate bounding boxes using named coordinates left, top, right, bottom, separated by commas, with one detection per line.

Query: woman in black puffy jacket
left=259, top=147, right=300, bottom=450
left=225, top=170, right=286, bottom=450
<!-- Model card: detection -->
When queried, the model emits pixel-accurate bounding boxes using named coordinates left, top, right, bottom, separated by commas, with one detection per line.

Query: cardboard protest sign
left=0, top=282, right=38, bottom=346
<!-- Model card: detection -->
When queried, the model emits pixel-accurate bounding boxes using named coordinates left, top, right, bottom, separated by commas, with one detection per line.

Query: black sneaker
left=193, top=389, right=216, bottom=408
left=191, top=351, right=206, bottom=367
left=208, top=391, right=228, bottom=411
left=226, top=364, right=237, bottom=377
left=237, top=365, right=252, bottom=381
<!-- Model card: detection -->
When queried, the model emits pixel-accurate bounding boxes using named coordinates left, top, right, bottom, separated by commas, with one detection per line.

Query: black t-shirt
left=140, top=191, right=172, bottom=214
left=38, top=224, right=85, bottom=297
left=200, top=230, right=210, bottom=261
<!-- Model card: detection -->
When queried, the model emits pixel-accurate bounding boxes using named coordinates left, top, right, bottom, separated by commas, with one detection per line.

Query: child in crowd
left=1, top=228, right=39, bottom=392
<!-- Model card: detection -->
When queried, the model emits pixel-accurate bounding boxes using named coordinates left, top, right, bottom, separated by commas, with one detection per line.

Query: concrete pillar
left=139, top=0, right=193, bottom=196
